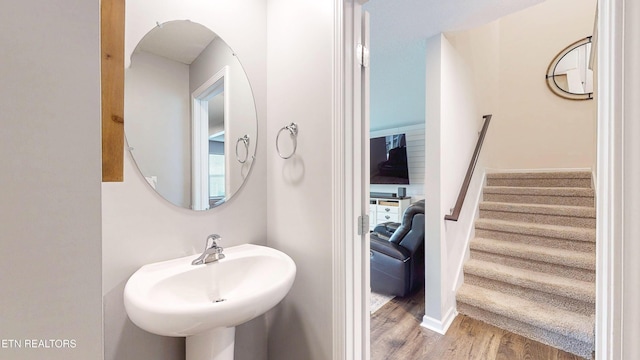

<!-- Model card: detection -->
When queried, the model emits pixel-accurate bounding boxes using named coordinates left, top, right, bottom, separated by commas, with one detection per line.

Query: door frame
left=332, top=1, right=370, bottom=360
left=333, top=0, right=626, bottom=359
left=595, top=0, right=624, bottom=359
left=191, top=66, right=230, bottom=210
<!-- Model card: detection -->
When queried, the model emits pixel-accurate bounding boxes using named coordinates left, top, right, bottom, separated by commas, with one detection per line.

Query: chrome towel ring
left=235, top=135, right=250, bottom=164
left=276, top=122, right=298, bottom=159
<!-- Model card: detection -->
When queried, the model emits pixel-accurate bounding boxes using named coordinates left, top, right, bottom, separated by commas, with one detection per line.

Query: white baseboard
left=420, top=306, right=457, bottom=335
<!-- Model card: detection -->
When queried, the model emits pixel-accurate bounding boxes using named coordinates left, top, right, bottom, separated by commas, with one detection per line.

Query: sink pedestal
left=186, top=327, right=235, bottom=360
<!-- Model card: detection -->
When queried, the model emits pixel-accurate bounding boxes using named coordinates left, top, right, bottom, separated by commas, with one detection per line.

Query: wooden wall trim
left=101, top=0, right=125, bottom=182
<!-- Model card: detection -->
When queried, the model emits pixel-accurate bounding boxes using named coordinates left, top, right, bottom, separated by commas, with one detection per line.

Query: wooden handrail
left=445, top=114, right=492, bottom=222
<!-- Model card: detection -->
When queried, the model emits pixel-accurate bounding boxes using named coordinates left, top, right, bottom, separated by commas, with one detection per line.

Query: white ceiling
left=364, top=0, right=545, bottom=48
left=135, top=2, right=545, bottom=66
left=135, top=20, right=217, bottom=65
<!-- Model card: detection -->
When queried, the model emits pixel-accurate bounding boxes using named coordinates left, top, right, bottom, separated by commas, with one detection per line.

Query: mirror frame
left=545, top=36, right=594, bottom=101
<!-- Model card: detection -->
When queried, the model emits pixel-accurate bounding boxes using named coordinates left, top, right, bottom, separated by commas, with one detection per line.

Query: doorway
left=342, top=0, right=604, bottom=358
left=191, top=67, right=230, bottom=210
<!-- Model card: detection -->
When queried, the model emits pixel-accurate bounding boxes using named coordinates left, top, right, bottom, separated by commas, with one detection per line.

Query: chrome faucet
left=191, top=234, right=225, bottom=265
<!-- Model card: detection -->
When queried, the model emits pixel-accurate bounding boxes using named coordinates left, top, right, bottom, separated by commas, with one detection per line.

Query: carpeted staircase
left=456, top=171, right=595, bottom=359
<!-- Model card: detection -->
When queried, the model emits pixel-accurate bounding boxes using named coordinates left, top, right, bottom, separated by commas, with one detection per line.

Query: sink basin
left=124, top=244, right=296, bottom=360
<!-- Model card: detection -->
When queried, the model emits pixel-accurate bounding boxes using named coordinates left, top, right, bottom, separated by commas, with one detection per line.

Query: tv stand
left=369, top=195, right=411, bottom=231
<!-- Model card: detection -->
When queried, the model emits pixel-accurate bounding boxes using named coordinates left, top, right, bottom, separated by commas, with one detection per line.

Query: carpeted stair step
left=457, top=284, right=594, bottom=359
left=486, top=171, right=592, bottom=188
left=463, top=273, right=595, bottom=316
left=470, top=237, right=595, bottom=282
left=470, top=237, right=595, bottom=271
left=479, top=201, right=596, bottom=228
left=463, top=259, right=595, bottom=304
left=474, top=218, right=595, bottom=252
left=475, top=218, right=595, bottom=242
left=483, top=186, right=594, bottom=207
left=459, top=170, right=596, bottom=358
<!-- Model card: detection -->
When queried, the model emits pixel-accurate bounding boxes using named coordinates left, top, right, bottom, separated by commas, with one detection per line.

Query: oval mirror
left=125, top=20, right=257, bottom=211
left=545, top=36, right=594, bottom=100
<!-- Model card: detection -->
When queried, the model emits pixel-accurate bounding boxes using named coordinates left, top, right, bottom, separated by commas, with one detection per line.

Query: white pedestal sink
left=124, top=244, right=296, bottom=360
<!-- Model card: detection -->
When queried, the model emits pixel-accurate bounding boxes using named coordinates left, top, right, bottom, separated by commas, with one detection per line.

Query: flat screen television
left=370, top=133, right=410, bottom=185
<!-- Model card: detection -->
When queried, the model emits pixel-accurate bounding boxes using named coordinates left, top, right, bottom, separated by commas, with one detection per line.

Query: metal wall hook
left=235, top=135, right=250, bottom=163
left=276, top=122, right=298, bottom=159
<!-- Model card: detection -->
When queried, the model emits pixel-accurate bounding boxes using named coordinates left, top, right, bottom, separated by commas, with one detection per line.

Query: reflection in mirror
left=545, top=36, right=594, bottom=100
left=125, top=20, right=257, bottom=210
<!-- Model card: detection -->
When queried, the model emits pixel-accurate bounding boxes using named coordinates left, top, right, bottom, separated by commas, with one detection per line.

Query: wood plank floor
left=371, top=288, right=585, bottom=360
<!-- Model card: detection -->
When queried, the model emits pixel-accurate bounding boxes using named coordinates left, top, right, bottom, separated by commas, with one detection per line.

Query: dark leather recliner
left=370, top=200, right=425, bottom=297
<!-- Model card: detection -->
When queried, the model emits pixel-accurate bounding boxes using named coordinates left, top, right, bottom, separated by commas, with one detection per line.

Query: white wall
left=0, top=1, right=103, bottom=359
left=424, top=34, right=445, bottom=329
left=423, top=33, right=482, bottom=332
left=126, top=51, right=191, bottom=207
left=265, top=0, right=336, bottom=359
left=366, top=39, right=427, bottom=131
left=439, top=35, right=484, bottom=319
left=451, top=0, right=598, bottom=171
left=445, top=22, right=501, bottom=122
left=102, top=1, right=267, bottom=359
left=363, top=0, right=427, bottom=132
